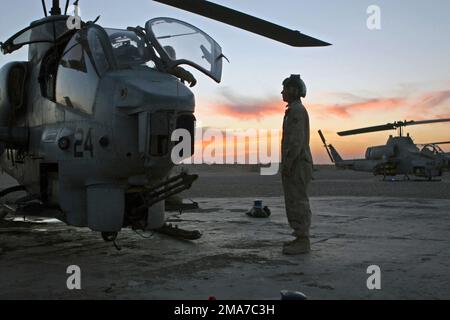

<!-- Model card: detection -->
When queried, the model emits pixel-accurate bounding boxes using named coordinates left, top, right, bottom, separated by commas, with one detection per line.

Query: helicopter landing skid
left=0, top=186, right=27, bottom=217
left=154, top=223, right=202, bottom=241
left=0, top=201, right=64, bottom=220
left=382, top=175, right=410, bottom=182
left=0, top=185, right=31, bottom=219
left=382, top=176, right=442, bottom=182
left=165, top=200, right=199, bottom=215
left=0, top=185, right=64, bottom=220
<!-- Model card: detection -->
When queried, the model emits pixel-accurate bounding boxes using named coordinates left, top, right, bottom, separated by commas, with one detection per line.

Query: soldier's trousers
left=282, top=160, right=313, bottom=238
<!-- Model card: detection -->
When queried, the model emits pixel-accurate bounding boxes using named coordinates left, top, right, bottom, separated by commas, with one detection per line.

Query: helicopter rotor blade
left=338, top=118, right=450, bottom=137
left=419, top=141, right=450, bottom=146
left=152, top=0, right=331, bottom=47
left=402, top=118, right=450, bottom=127
left=337, top=124, right=396, bottom=136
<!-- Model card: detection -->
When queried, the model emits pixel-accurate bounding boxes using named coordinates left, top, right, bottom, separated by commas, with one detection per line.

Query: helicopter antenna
left=64, top=0, right=70, bottom=15
left=41, top=0, right=48, bottom=17
left=399, top=121, right=404, bottom=137
left=50, top=0, right=62, bottom=16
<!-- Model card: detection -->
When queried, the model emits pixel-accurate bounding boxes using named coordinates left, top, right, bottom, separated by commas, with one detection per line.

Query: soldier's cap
left=283, top=74, right=307, bottom=98
left=283, top=74, right=302, bottom=88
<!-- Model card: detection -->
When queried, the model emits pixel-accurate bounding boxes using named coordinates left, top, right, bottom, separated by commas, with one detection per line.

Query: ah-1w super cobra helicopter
left=0, top=0, right=330, bottom=241
left=319, top=118, right=450, bottom=181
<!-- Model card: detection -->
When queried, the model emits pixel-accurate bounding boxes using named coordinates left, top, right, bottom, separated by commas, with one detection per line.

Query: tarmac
left=0, top=167, right=449, bottom=299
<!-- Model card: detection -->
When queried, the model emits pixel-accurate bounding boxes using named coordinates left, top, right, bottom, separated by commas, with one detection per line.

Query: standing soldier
left=281, top=74, right=313, bottom=255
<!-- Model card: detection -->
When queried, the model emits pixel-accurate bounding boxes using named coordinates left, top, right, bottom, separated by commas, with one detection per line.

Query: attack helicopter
left=318, top=118, right=450, bottom=180
left=0, top=0, right=330, bottom=242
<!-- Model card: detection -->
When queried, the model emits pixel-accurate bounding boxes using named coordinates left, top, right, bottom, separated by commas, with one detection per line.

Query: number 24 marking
left=74, top=128, right=94, bottom=158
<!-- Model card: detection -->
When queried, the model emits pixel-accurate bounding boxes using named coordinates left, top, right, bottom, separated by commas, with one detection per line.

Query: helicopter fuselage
left=331, top=135, right=447, bottom=179
left=0, top=17, right=209, bottom=232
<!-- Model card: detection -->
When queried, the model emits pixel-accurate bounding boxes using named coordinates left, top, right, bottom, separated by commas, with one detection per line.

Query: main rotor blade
left=420, top=141, right=450, bottom=145
left=403, top=118, right=450, bottom=127
left=338, top=118, right=450, bottom=137
left=153, top=0, right=331, bottom=47
left=338, top=124, right=396, bottom=136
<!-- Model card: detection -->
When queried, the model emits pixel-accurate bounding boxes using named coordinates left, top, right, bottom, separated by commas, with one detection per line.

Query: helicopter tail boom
left=328, top=145, right=343, bottom=163
left=317, top=130, right=373, bottom=171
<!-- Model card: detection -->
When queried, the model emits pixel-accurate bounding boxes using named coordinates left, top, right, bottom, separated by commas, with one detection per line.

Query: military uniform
left=281, top=100, right=313, bottom=239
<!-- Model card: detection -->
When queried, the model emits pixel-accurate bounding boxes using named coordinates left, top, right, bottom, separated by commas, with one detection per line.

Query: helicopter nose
left=104, top=70, right=196, bottom=170
left=113, top=71, right=195, bottom=112
left=135, top=111, right=196, bottom=168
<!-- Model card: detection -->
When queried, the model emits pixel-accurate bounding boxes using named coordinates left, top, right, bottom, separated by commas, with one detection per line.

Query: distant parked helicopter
left=0, top=0, right=330, bottom=242
left=318, top=118, right=450, bottom=180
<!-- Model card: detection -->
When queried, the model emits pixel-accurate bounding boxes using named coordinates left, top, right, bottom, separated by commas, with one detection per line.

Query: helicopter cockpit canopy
left=145, top=17, right=223, bottom=83
left=105, top=28, right=153, bottom=69
left=2, top=16, right=223, bottom=83
left=421, top=144, right=444, bottom=156
left=1, top=16, right=69, bottom=57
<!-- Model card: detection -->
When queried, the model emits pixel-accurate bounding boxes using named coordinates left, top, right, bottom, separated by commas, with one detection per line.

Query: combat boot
left=282, top=237, right=310, bottom=255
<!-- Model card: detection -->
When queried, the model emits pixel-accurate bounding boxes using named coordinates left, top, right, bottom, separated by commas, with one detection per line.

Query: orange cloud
left=206, top=90, right=449, bottom=121
left=435, top=112, right=450, bottom=118
left=202, top=88, right=285, bottom=120
left=413, top=90, right=450, bottom=112
left=402, top=90, right=450, bottom=120
left=313, top=97, right=406, bottom=118
left=311, top=90, right=450, bottom=120
left=213, top=100, right=283, bottom=120
left=211, top=96, right=408, bottom=120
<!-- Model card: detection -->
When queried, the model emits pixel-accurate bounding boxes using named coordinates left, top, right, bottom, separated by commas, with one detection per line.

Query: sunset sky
left=1, top=0, right=449, bottom=163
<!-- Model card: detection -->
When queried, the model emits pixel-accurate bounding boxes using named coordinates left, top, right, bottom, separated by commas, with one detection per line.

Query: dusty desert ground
left=0, top=165, right=449, bottom=300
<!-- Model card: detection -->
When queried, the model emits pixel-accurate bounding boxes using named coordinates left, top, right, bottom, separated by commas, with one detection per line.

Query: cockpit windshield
left=145, top=17, right=223, bottom=83
left=1, top=16, right=68, bottom=54
left=104, top=28, right=155, bottom=68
